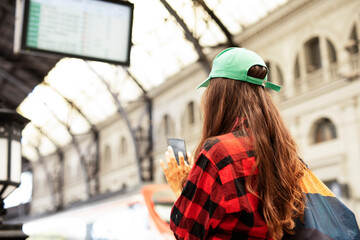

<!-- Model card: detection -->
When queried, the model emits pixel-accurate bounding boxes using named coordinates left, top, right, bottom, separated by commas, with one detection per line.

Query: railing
left=307, top=68, right=323, bottom=89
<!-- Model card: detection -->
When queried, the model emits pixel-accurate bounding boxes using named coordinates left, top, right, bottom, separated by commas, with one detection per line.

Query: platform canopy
left=0, top=0, right=288, bottom=161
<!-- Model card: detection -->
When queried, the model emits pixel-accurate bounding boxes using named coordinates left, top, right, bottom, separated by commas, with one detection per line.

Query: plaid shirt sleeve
left=170, top=130, right=270, bottom=240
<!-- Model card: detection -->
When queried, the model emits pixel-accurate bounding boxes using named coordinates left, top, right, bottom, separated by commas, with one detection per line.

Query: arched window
left=294, top=55, right=301, bottom=80
left=119, top=137, right=128, bottom=156
left=294, top=55, right=302, bottom=93
left=161, top=114, right=176, bottom=139
left=182, top=101, right=198, bottom=136
left=264, top=61, right=284, bottom=84
left=265, top=61, right=272, bottom=82
left=187, top=101, right=195, bottom=125
left=304, top=37, right=322, bottom=73
left=326, top=39, right=337, bottom=63
left=326, top=39, right=337, bottom=78
left=312, top=118, right=337, bottom=144
left=264, top=61, right=284, bottom=98
left=276, top=66, right=286, bottom=100
left=276, top=65, right=284, bottom=86
left=163, top=114, right=173, bottom=136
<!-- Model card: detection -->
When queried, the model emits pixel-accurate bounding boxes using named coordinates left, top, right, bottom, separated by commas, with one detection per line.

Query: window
left=187, top=101, right=195, bottom=125
left=294, top=55, right=301, bottom=80
left=264, top=61, right=283, bottom=85
left=304, top=37, right=322, bottom=72
left=276, top=66, right=286, bottom=99
left=120, top=137, right=128, bottom=156
left=276, top=65, right=284, bottom=86
left=326, top=39, right=337, bottom=63
left=163, top=114, right=172, bottom=136
left=264, top=61, right=284, bottom=97
left=160, top=114, right=174, bottom=141
left=312, top=118, right=337, bottom=144
left=265, top=61, right=271, bottom=82
left=294, top=55, right=302, bottom=93
left=327, top=39, right=338, bottom=78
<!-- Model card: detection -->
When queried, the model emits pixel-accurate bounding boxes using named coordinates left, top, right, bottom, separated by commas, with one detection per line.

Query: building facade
left=28, top=0, right=360, bottom=224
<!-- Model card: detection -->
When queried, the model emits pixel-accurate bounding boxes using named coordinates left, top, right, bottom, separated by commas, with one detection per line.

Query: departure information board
left=20, top=0, right=133, bottom=65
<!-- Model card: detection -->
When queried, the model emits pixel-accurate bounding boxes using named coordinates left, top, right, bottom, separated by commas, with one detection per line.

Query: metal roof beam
left=194, top=0, right=236, bottom=47
left=159, top=0, right=211, bottom=73
left=0, top=2, right=14, bottom=13
left=119, top=67, right=154, bottom=181
left=34, top=146, right=64, bottom=212
left=123, top=68, right=154, bottom=179
left=123, top=68, right=147, bottom=95
left=42, top=81, right=98, bottom=132
left=87, top=62, right=144, bottom=182
left=41, top=102, right=92, bottom=198
left=0, top=67, right=33, bottom=94
left=32, top=124, right=63, bottom=154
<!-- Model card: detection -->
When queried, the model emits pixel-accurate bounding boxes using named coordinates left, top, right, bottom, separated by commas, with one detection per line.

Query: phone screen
left=167, top=137, right=188, bottom=164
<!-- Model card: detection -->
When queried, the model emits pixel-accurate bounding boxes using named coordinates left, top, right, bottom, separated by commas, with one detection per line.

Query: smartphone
left=167, top=137, right=188, bottom=165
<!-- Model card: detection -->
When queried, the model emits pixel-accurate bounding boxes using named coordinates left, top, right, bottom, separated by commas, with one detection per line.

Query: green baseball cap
left=196, top=47, right=281, bottom=92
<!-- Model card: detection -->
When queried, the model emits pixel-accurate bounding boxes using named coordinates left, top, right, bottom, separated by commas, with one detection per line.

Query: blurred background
left=0, top=0, right=359, bottom=239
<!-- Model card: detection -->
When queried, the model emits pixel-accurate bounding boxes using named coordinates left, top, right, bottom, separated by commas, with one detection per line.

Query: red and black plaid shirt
left=170, top=126, right=271, bottom=239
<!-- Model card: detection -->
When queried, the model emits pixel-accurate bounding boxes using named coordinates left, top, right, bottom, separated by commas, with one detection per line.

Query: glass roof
left=18, top=0, right=288, bottom=161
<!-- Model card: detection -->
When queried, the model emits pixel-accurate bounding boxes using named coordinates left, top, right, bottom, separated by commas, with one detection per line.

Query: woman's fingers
left=179, top=151, right=185, bottom=168
left=163, top=146, right=192, bottom=179
left=160, top=160, right=169, bottom=177
left=185, top=151, right=190, bottom=166
left=166, top=157, right=176, bottom=173
left=167, top=146, right=175, bottom=157
left=167, top=147, right=176, bottom=168
left=187, top=151, right=194, bottom=166
left=165, top=152, right=172, bottom=169
left=160, top=159, right=167, bottom=170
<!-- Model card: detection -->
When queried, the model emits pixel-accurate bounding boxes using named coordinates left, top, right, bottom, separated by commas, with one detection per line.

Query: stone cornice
left=234, top=0, right=319, bottom=45
left=278, top=77, right=360, bottom=112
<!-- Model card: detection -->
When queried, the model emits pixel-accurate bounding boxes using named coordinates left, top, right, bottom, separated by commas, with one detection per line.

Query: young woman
left=161, top=48, right=360, bottom=240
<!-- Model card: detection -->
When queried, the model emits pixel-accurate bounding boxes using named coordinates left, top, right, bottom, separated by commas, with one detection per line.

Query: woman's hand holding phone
left=161, top=146, right=194, bottom=198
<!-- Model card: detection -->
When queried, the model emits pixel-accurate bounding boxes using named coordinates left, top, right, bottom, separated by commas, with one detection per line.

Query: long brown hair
left=194, top=66, right=306, bottom=239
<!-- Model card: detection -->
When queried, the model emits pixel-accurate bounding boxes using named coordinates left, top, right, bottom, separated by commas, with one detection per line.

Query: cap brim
left=196, top=77, right=211, bottom=89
